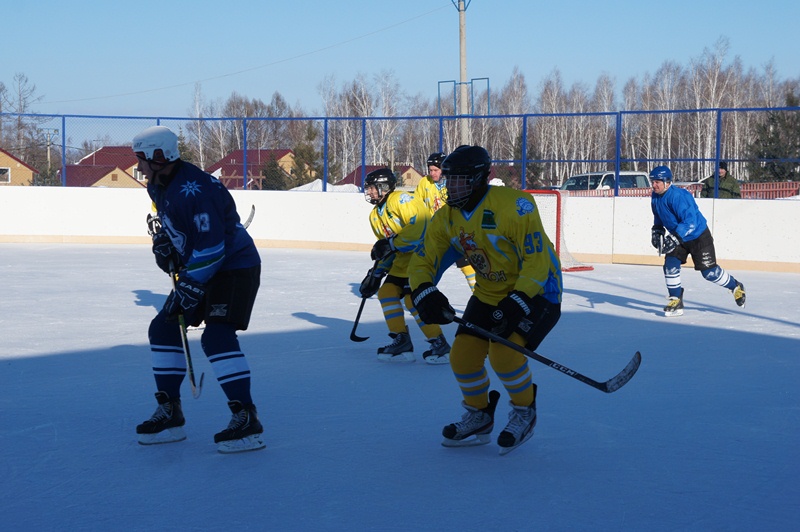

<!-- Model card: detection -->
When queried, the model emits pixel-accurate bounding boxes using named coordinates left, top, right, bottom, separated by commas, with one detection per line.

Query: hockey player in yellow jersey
left=359, top=168, right=451, bottom=364
left=414, top=152, right=477, bottom=291
left=409, top=145, right=563, bottom=455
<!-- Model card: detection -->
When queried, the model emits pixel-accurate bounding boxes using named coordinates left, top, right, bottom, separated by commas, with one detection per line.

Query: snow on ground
left=1, top=244, right=798, bottom=531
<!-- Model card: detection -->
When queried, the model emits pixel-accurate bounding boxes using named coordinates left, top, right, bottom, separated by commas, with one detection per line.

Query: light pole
left=453, top=0, right=470, bottom=145
left=42, top=128, right=59, bottom=173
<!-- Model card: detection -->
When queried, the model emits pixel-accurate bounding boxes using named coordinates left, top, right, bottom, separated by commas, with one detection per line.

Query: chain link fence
left=1, top=107, right=798, bottom=196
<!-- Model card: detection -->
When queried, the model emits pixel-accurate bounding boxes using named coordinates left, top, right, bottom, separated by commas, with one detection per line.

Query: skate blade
left=423, top=354, right=450, bottom=365
left=217, top=434, right=266, bottom=454
left=137, top=427, right=187, bottom=445
left=377, top=352, right=415, bottom=363
left=442, top=433, right=491, bottom=447
left=664, top=309, right=684, bottom=317
left=498, top=430, right=535, bottom=456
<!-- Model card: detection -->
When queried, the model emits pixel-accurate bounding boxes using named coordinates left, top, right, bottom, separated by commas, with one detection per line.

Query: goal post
left=525, top=189, right=593, bottom=272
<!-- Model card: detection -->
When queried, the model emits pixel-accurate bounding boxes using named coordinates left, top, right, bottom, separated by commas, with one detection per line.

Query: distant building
left=339, top=164, right=424, bottom=189
left=59, top=165, right=145, bottom=188
left=205, top=149, right=309, bottom=190
left=0, top=148, right=40, bottom=186
left=57, top=145, right=144, bottom=188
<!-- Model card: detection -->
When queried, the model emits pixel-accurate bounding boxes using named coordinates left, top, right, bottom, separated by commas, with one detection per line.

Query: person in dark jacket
left=701, top=161, right=741, bottom=198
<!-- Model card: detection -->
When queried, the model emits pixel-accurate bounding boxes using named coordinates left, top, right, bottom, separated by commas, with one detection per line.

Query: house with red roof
left=0, top=148, right=40, bottom=186
left=205, top=149, right=304, bottom=190
left=59, top=164, right=145, bottom=188
left=339, top=164, right=424, bottom=189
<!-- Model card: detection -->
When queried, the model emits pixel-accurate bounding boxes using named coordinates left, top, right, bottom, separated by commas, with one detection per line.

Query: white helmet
left=489, top=178, right=505, bottom=186
left=132, top=126, right=180, bottom=162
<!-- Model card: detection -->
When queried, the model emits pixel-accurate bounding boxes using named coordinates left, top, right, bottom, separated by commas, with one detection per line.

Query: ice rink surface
left=1, top=244, right=798, bottom=531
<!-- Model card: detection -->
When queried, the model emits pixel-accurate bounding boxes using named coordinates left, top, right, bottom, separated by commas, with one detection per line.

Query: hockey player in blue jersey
left=132, top=125, right=265, bottom=453
left=650, top=165, right=746, bottom=317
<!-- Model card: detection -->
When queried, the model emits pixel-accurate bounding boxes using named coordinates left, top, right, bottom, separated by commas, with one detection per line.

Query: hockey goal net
left=525, top=189, right=593, bottom=272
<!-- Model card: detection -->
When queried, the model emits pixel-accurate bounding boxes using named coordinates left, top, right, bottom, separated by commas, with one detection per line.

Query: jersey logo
left=458, top=229, right=491, bottom=277
left=457, top=227, right=508, bottom=282
left=516, top=197, right=534, bottom=216
left=398, top=193, right=413, bottom=204
left=180, top=181, right=202, bottom=197
left=481, top=209, right=497, bottom=229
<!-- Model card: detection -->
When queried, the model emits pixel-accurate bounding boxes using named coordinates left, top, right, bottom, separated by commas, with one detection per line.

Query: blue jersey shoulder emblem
left=516, top=197, right=534, bottom=216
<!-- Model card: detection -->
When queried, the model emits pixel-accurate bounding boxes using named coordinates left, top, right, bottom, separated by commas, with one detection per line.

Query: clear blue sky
left=4, top=0, right=798, bottom=117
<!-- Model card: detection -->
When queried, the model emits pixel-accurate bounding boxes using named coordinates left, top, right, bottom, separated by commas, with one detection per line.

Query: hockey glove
left=146, top=212, right=163, bottom=236
left=152, top=231, right=180, bottom=274
left=491, top=290, right=533, bottom=338
left=370, top=237, right=396, bottom=261
left=164, top=274, right=206, bottom=324
left=651, top=225, right=665, bottom=249
left=359, top=267, right=386, bottom=298
left=411, top=282, right=455, bottom=325
left=661, top=235, right=680, bottom=255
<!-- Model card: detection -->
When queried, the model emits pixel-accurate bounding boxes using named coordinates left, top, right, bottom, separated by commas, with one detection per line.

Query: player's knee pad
left=701, top=265, right=732, bottom=287
left=663, top=255, right=681, bottom=276
left=701, top=266, right=723, bottom=282
left=148, top=310, right=180, bottom=346
left=449, top=333, right=490, bottom=375
left=488, top=333, right=528, bottom=374
left=201, top=322, right=240, bottom=356
left=377, top=280, right=403, bottom=300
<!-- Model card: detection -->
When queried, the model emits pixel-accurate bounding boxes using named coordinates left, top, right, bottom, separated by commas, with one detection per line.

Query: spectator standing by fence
left=701, top=161, right=741, bottom=199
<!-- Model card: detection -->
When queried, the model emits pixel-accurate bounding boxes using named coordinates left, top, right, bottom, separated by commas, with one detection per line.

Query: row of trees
left=2, top=38, right=799, bottom=188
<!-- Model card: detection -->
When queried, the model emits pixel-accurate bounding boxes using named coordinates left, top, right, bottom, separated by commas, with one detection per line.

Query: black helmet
left=440, top=145, right=491, bottom=208
left=363, top=167, right=396, bottom=205
left=426, top=152, right=446, bottom=168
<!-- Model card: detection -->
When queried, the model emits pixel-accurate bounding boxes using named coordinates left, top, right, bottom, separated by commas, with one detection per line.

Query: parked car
left=559, top=171, right=650, bottom=191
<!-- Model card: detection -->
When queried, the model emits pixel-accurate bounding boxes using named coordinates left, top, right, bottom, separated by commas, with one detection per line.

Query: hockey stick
left=350, top=297, right=370, bottom=342
left=452, top=316, right=641, bottom=393
left=169, top=262, right=205, bottom=399
left=243, top=204, right=255, bottom=229
left=350, top=258, right=382, bottom=342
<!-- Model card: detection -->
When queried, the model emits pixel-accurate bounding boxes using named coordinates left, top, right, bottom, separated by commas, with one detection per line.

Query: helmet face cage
left=132, top=126, right=180, bottom=162
left=441, top=145, right=491, bottom=209
left=442, top=172, right=483, bottom=208
left=363, top=169, right=396, bottom=205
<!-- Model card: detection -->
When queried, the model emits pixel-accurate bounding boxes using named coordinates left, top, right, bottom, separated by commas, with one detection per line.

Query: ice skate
left=442, top=390, right=500, bottom=447
left=497, top=386, right=537, bottom=456
left=377, top=332, right=414, bottom=363
left=422, top=334, right=450, bottom=365
left=664, top=288, right=684, bottom=317
left=214, top=400, right=265, bottom=454
left=733, top=282, right=746, bottom=308
left=136, top=391, right=186, bottom=445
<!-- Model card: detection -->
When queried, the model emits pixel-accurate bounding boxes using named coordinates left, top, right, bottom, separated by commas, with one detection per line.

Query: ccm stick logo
left=549, top=362, right=577, bottom=376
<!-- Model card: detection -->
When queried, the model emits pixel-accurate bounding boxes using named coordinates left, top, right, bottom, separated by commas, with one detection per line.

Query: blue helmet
left=649, top=165, right=673, bottom=182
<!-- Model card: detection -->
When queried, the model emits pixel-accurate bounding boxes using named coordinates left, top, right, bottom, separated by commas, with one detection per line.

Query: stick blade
left=191, top=372, right=205, bottom=399
left=350, top=332, right=369, bottom=343
left=601, top=351, right=642, bottom=393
